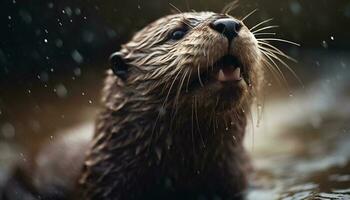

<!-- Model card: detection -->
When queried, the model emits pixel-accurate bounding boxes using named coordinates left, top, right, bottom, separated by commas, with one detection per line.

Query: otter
left=2, top=11, right=265, bottom=200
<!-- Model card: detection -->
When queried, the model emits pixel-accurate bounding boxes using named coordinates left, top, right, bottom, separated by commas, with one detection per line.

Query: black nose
left=210, top=18, right=242, bottom=41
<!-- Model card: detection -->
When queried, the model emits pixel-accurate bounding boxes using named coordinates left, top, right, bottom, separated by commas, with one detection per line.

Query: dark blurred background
left=0, top=0, right=349, bottom=154
left=1, top=0, right=350, bottom=199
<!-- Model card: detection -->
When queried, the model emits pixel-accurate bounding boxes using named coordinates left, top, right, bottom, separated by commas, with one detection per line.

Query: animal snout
left=210, top=18, right=242, bottom=42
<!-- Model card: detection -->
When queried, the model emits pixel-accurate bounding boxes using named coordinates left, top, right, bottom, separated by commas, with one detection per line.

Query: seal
left=2, top=11, right=266, bottom=200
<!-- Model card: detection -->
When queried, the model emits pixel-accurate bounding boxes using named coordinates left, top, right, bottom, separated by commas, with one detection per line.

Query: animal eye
left=170, top=29, right=187, bottom=40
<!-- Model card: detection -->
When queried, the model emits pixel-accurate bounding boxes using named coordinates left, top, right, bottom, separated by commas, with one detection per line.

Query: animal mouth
left=213, top=55, right=243, bottom=82
left=186, top=55, right=246, bottom=90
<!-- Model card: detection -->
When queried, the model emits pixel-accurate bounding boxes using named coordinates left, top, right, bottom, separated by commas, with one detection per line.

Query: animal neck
left=78, top=76, right=249, bottom=198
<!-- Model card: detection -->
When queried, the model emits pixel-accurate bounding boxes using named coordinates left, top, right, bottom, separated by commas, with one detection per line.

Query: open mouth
left=186, top=55, right=245, bottom=90
left=213, top=55, right=243, bottom=82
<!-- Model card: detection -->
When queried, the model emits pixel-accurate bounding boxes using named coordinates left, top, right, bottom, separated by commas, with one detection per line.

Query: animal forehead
left=129, top=12, right=218, bottom=43
left=152, top=12, right=218, bottom=28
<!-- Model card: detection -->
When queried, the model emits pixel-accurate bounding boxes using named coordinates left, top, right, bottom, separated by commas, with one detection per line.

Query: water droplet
left=256, top=104, right=263, bottom=128
left=289, top=1, right=302, bottom=15
left=330, top=36, right=335, bottom=40
left=55, top=84, right=68, bottom=98
left=88, top=100, right=93, bottom=104
left=64, top=7, right=73, bottom=17
left=71, top=50, right=84, bottom=64
left=322, top=41, right=328, bottom=48
left=158, top=106, right=166, bottom=116
left=55, top=39, right=63, bottom=48
left=48, top=2, right=54, bottom=8
left=38, top=72, right=49, bottom=82
left=1, top=123, right=15, bottom=139
left=75, top=8, right=81, bottom=15
left=19, top=10, right=32, bottom=24
left=44, top=39, right=48, bottom=43
left=8, top=16, right=12, bottom=20
left=27, top=89, right=31, bottom=94
left=19, top=152, right=27, bottom=162
left=81, top=92, right=85, bottom=96
left=73, top=67, right=82, bottom=76
left=50, top=135, right=54, bottom=140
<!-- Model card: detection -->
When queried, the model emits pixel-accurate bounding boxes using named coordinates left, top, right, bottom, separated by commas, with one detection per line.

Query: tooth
left=218, top=69, right=226, bottom=81
left=233, top=68, right=241, bottom=80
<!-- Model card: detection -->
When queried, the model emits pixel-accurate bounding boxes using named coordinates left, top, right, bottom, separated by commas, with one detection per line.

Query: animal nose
left=210, top=18, right=242, bottom=41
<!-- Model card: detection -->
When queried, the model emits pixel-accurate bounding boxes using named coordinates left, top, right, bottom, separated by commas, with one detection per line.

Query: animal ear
left=109, top=52, right=128, bottom=80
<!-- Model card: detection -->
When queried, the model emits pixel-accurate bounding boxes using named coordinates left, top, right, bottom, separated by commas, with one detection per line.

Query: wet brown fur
left=78, top=11, right=262, bottom=199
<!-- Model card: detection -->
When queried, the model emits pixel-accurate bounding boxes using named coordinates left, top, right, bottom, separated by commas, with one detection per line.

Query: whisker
left=191, top=97, right=196, bottom=157
left=183, top=20, right=195, bottom=29
left=261, top=50, right=289, bottom=89
left=194, top=96, right=205, bottom=148
left=241, top=9, right=258, bottom=22
left=254, top=32, right=276, bottom=36
left=197, top=65, right=204, bottom=87
left=222, top=0, right=239, bottom=15
left=169, top=69, right=190, bottom=129
left=186, top=68, right=193, bottom=92
left=262, top=50, right=303, bottom=86
left=169, top=3, right=182, bottom=14
left=258, top=44, right=296, bottom=62
left=261, top=57, right=285, bottom=88
left=250, top=18, right=274, bottom=31
left=252, top=25, right=279, bottom=34
left=257, top=38, right=300, bottom=46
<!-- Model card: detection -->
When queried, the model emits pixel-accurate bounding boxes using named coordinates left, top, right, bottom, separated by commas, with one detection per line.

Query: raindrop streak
left=256, top=104, right=263, bottom=128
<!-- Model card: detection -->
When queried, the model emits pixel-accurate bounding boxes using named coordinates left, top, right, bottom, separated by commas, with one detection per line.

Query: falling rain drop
left=1, top=123, right=15, bottom=139
left=256, top=104, right=263, bottom=128
left=322, top=41, right=328, bottom=48
left=55, top=84, right=68, bottom=98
